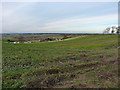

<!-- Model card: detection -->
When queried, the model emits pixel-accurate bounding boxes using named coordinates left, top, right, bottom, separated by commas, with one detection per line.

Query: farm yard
left=2, top=33, right=80, bottom=43
left=2, top=34, right=119, bottom=88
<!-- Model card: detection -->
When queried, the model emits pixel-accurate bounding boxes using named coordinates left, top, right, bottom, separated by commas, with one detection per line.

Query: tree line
left=103, top=26, right=120, bottom=34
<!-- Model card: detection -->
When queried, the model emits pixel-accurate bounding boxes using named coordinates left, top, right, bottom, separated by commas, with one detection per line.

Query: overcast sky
left=2, top=2, right=118, bottom=33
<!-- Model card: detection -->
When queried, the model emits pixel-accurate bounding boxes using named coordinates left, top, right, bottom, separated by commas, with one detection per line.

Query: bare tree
left=111, top=30, right=115, bottom=34
left=103, top=26, right=120, bottom=34
left=111, top=26, right=116, bottom=33
left=103, top=27, right=111, bottom=34
left=116, top=26, right=120, bottom=34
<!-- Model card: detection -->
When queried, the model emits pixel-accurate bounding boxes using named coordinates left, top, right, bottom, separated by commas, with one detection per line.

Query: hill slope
left=2, top=34, right=118, bottom=88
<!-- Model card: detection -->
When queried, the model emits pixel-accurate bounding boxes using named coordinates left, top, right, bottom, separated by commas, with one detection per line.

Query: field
left=2, top=34, right=119, bottom=88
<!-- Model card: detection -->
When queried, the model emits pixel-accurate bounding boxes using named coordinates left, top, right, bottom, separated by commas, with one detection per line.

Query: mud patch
left=46, top=68, right=61, bottom=74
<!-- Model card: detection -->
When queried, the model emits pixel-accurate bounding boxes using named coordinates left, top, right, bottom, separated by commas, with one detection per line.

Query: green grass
left=2, top=34, right=118, bottom=88
left=101, top=66, right=112, bottom=70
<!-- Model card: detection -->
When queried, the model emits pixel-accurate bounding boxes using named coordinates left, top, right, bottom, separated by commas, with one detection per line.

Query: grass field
left=2, top=34, right=118, bottom=88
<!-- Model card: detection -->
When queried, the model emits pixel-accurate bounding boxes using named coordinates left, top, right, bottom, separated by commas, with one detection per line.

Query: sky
left=2, top=2, right=118, bottom=33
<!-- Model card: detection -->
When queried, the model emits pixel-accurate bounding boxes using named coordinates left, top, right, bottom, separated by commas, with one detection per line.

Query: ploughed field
left=2, top=34, right=118, bottom=88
